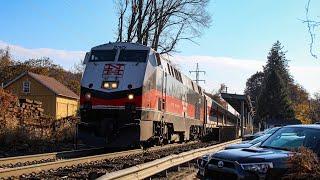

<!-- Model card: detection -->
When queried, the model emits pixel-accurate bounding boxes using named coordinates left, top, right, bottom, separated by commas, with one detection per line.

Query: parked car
left=315, top=122, right=320, bottom=124
left=242, top=127, right=281, bottom=141
left=198, top=125, right=320, bottom=180
left=225, top=132, right=276, bottom=150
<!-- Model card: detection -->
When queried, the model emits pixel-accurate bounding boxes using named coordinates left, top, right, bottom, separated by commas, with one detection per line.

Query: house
left=4, top=72, right=79, bottom=119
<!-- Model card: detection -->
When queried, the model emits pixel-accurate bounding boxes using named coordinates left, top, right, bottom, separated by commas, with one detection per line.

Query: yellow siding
left=5, top=74, right=57, bottom=117
left=56, top=96, right=79, bottom=119
left=5, top=74, right=79, bottom=119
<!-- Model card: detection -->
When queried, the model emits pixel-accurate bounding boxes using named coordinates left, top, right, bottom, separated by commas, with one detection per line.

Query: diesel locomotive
left=79, top=42, right=239, bottom=147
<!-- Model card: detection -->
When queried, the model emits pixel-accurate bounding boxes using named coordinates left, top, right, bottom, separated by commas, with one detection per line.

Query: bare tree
left=114, top=0, right=211, bottom=54
left=303, top=0, right=320, bottom=59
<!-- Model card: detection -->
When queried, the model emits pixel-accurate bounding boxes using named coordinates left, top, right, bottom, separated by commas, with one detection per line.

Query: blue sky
left=1, top=0, right=319, bottom=94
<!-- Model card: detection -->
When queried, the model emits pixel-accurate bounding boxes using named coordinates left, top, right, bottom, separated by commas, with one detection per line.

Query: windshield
left=264, top=127, right=281, bottom=134
left=261, top=127, right=320, bottom=156
left=118, top=50, right=148, bottom=62
left=249, top=134, right=271, bottom=145
left=90, top=50, right=116, bottom=62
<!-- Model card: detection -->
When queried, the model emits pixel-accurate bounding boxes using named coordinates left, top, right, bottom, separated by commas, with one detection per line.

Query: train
left=79, top=42, right=239, bottom=147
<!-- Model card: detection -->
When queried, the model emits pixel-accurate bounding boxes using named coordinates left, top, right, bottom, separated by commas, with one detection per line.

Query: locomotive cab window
left=90, top=50, right=116, bottom=62
left=118, top=50, right=148, bottom=62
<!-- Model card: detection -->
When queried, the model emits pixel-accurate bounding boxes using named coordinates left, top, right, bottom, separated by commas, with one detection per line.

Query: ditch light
left=128, top=94, right=134, bottom=100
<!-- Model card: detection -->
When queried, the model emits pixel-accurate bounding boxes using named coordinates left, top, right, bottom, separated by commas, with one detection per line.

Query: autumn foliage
left=284, top=147, right=320, bottom=179
left=0, top=48, right=83, bottom=95
left=0, top=89, right=79, bottom=155
left=0, top=88, right=17, bottom=114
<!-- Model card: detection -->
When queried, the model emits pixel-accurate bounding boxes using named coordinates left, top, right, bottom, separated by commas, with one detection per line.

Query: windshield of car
left=249, top=134, right=270, bottom=144
left=90, top=50, right=117, bottom=62
left=264, top=127, right=280, bottom=134
left=118, top=50, right=148, bottom=62
left=260, top=127, right=320, bottom=156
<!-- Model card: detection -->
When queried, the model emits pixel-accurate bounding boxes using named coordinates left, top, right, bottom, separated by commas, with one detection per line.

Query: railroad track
left=0, top=147, right=106, bottom=169
left=99, top=139, right=241, bottom=180
left=0, top=141, right=201, bottom=179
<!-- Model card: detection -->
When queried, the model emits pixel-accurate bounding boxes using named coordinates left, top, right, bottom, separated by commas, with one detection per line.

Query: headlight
left=128, top=94, right=134, bottom=100
left=85, top=92, right=91, bottom=100
left=103, top=82, right=110, bottom=89
left=102, top=81, right=118, bottom=89
left=111, top=82, right=118, bottom=89
left=241, top=162, right=273, bottom=174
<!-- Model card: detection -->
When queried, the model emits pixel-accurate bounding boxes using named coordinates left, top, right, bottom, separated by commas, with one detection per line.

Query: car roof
left=284, top=124, right=320, bottom=129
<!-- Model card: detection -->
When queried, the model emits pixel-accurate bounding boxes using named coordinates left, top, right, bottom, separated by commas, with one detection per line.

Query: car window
left=249, top=134, right=270, bottom=144
left=261, top=127, right=320, bottom=156
left=265, top=127, right=280, bottom=134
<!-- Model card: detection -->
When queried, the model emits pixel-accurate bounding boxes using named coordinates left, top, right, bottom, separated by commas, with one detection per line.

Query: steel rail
left=0, top=141, right=198, bottom=178
left=98, top=139, right=241, bottom=180
left=0, top=147, right=105, bottom=167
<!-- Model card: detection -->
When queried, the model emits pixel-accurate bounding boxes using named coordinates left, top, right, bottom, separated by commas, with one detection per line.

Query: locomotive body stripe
left=80, top=87, right=227, bottom=121
left=80, top=87, right=200, bottom=119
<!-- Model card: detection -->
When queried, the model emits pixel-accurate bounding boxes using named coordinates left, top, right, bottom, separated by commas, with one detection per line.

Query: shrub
left=0, top=88, right=17, bottom=114
left=283, top=147, right=320, bottom=179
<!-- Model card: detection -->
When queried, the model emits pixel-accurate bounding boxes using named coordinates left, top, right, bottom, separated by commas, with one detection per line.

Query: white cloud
left=172, top=55, right=320, bottom=95
left=0, top=41, right=85, bottom=70
left=1, top=40, right=319, bottom=94
left=171, top=55, right=265, bottom=94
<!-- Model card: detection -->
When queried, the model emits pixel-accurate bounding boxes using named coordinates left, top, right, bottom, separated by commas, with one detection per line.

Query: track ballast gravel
left=18, top=141, right=217, bottom=180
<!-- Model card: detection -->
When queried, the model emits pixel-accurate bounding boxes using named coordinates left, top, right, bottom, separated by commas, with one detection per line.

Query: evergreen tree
left=263, top=41, right=293, bottom=85
left=257, top=69, right=295, bottom=121
left=244, top=71, right=264, bottom=103
left=256, top=41, right=295, bottom=122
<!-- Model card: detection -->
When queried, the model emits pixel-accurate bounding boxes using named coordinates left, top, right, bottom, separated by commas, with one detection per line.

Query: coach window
left=90, top=50, right=116, bottom=62
left=191, top=81, right=195, bottom=91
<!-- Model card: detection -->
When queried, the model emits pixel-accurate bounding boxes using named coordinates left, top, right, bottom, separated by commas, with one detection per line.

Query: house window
left=23, top=81, right=30, bottom=93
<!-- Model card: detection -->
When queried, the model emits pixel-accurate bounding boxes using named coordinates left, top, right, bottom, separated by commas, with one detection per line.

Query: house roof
left=4, top=72, right=79, bottom=100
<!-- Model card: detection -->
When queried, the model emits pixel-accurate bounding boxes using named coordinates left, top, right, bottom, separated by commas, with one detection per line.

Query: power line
left=189, top=63, right=206, bottom=84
